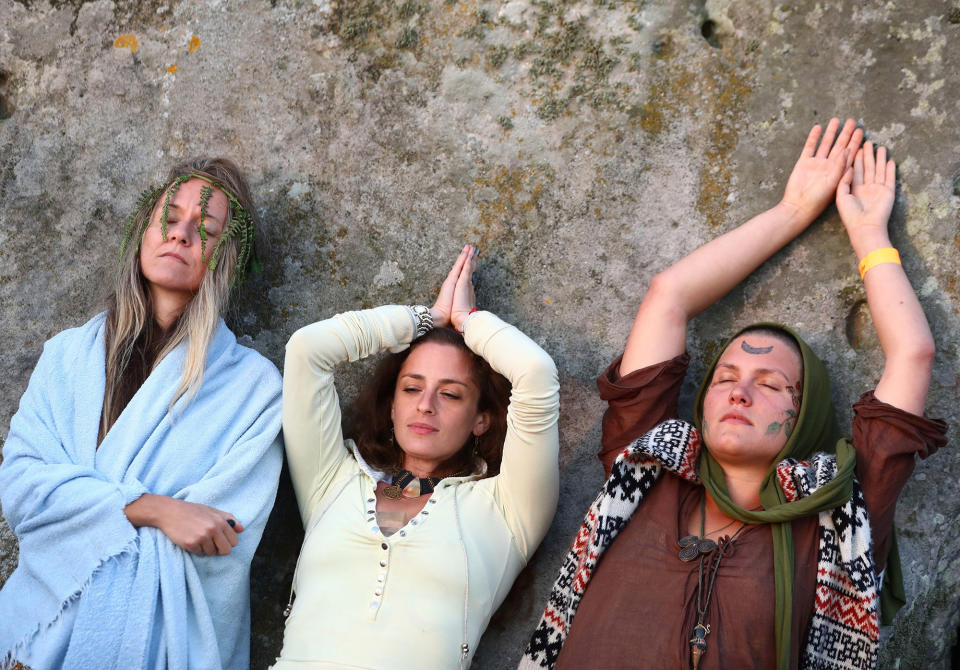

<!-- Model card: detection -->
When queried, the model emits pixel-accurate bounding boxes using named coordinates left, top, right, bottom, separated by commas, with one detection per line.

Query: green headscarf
left=692, top=323, right=904, bottom=670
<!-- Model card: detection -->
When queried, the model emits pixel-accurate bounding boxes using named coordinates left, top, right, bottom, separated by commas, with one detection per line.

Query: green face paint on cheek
left=765, top=409, right=797, bottom=439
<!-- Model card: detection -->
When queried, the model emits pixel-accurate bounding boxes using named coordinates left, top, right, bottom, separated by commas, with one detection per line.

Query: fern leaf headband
left=118, top=173, right=262, bottom=286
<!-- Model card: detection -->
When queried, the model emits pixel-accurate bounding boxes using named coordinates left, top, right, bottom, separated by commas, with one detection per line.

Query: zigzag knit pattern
left=520, top=421, right=879, bottom=670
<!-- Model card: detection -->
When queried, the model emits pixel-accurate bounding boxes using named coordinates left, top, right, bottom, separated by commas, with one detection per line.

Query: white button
left=379, top=560, right=387, bottom=567
left=411, top=520, right=418, bottom=525
left=429, top=499, right=437, bottom=504
left=374, top=589, right=382, bottom=596
left=399, top=530, right=406, bottom=537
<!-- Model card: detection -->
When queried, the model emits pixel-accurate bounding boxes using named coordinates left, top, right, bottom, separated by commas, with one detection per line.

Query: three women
left=0, top=159, right=283, bottom=669
left=0, top=119, right=947, bottom=670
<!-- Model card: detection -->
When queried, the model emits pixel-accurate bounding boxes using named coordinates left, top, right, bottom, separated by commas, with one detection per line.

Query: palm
left=835, top=143, right=896, bottom=234
left=780, top=119, right=862, bottom=223
left=783, top=157, right=845, bottom=214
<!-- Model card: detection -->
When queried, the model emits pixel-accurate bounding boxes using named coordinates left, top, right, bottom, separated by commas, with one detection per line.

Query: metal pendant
left=690, top=623, right=710, bottom=670
left=383, top=484, right=403, bottom=500
left=677, top=535, right=717, bottom=562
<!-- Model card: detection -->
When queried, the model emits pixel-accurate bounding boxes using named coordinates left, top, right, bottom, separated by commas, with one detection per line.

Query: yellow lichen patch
left=114, top=34, right=139, bottom=53
left=167, top=64, right=178, bottom=73
left=632, top=39, right=754, bottom=229
left=467, top=164, right=551, bottom=247
left=188, top=36, right=202, bottom=53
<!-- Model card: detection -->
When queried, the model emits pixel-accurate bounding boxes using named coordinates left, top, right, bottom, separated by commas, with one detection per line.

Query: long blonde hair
left=100, top=158, right=258, bottom=439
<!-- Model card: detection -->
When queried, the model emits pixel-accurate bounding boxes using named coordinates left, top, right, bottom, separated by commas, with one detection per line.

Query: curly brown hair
left=344, top=327, right=511, bottom=478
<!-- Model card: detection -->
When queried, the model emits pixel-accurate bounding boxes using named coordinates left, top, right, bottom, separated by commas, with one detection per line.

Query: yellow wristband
left=858, top=247, right=901, bottom=280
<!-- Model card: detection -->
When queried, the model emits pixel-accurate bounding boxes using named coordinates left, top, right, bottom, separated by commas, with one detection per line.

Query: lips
left=159, top=251, right=188, bottom=264
left=407, top=422, right=438, bottom=435
left=720, top=412, right=752, bottom=425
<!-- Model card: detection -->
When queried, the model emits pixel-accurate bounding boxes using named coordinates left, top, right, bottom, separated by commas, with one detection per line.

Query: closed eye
left=440, top=391, right=461, bottom=400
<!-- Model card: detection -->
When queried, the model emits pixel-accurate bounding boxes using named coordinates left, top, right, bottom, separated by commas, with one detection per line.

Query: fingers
left=847, top=127, right=864, bottom=167
left=828, top=118, right=857, bottom=160
left=801, top=123, right=822, bottom=158
left=885, top=158, right=896, bottom=187
left=441, top=245, right=471, bottom=291
left=862, top=141, right=875, bottom=184
left=853, top=148, right=864, bottom=187
left=454, top=246, right=478, bottom=297
left=815, top=118, right=841, bottom=158
left=875, top=145, right=887, bottom=184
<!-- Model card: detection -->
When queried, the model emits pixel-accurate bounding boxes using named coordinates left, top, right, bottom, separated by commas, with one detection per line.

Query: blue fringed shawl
left=0, top=313, right=282, bottom=669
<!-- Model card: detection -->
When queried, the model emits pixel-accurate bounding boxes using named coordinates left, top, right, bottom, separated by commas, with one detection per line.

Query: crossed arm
left=621, top=118, right=934, bottom=414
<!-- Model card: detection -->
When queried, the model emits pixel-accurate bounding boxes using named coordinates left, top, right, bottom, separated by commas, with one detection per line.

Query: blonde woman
left=0, top=158, right=283, bottom=669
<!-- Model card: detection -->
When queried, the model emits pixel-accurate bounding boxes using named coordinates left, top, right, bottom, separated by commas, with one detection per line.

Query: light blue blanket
left=0, top=313, right=283, bottom=669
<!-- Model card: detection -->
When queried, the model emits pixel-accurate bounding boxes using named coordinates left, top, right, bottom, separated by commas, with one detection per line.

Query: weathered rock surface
left=1, top=0, right=957, bottom=667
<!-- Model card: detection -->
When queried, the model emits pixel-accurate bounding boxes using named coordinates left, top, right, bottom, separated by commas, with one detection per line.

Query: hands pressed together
left=431, top=243, right=479, bottom=332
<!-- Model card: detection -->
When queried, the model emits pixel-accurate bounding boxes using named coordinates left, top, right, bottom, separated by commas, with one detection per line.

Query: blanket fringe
left=1, top=535, right=141, bottom=667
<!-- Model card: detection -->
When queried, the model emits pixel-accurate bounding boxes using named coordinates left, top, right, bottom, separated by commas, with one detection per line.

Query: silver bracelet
left=411, top=305, right=434, bottom=339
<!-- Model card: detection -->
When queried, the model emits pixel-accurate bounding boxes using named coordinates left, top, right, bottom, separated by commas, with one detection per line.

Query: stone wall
left=1, top=0, right=957, bottom=667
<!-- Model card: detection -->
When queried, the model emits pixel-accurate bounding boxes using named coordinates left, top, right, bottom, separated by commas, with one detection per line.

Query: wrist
left=452, top=307, right=478, bottom=333
left=773, top=200, right=816, bottom=229
left=848, top=231, right=893, bottom=261
left=125, top=493, right=163, bottom=527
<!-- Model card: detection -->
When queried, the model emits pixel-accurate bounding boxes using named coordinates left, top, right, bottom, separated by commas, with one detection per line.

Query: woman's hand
left=450, top=245, right=479, bottom=331
left=431, top=244, right=478, bottom=329
left=835, top=142, right=897, bottom=258
left=125, top=493, right=244, bottom=556
left=779, top=117, right=862, bottom=225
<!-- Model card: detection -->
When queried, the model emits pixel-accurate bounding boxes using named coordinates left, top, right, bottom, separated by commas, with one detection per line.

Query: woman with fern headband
left=0, top=158, right=282, bottom=669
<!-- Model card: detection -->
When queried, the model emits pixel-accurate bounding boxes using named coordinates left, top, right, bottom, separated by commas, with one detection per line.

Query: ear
left=472, top=411, right=491, bottom=436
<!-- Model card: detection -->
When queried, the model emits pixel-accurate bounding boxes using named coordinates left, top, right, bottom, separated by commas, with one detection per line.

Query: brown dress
left=554, top=353, right=947, bottom=670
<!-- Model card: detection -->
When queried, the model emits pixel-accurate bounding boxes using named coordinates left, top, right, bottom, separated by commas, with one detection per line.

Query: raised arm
left=620, top=118, right=863, bottom=375
left=283, top=306, right=420, bottom=522
left=836, top=142, right=934, bottom=414
left=447, top=249, right=560, bottom=559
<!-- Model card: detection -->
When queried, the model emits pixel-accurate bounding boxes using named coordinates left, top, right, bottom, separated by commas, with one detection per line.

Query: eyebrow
left=399, top=373, right=469, bottom=387
left=714, top=363, right=792, bottom=382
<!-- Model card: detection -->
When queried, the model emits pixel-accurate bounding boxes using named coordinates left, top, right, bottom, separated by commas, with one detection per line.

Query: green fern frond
left=118, top=184, right=165, bottom=269
left=198, top=184, right=213, bottom=262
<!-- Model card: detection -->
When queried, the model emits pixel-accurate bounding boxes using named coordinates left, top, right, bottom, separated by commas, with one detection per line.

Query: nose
left=729, top=383, right=751, bottom=406
left=165, top=219, right=192, bottom=245
left=417, top=392, right=436, bottom=415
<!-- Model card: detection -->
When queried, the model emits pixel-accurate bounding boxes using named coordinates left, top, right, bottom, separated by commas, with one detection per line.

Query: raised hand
left=835, top=142, right=896, bottom=254
left=430, top=245, right=473, bottom=328
left=780, top=118, right=862, bottom=225
left=450, top=245, right=479, bottom=331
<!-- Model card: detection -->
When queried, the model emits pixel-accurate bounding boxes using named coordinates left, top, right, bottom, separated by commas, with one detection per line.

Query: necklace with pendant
left=383, top=469, right=442, bottom=500
left=677, top=493, right=750, bottom=670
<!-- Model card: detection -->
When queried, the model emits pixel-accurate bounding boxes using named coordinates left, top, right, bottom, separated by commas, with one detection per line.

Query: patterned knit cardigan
left=519, top=419, right=880, bottom=670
